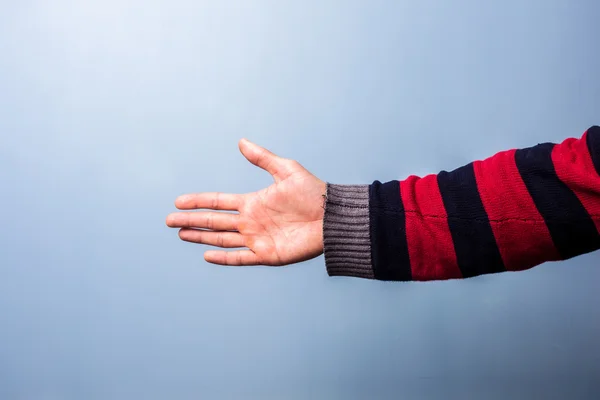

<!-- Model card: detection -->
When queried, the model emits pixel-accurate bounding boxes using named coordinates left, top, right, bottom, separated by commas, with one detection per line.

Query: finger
left=166, top=212, right=239, bottom=231
left=175, top=192, right=241, bottom=211
left=238, top=138, right=288, bottom=181
left=178, top=229, right=245, bottom=248
left=204, top=250, right=261, bottom=266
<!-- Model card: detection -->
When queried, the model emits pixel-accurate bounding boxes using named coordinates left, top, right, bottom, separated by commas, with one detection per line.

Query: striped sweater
left=323, top=126, right=600, bottom=281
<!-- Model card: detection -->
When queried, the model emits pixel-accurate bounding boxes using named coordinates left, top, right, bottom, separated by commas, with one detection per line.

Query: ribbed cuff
left=323, top=183, right=374, bottom=279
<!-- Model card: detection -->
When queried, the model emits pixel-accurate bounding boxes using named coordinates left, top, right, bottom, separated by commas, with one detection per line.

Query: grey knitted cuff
left=323, top=183, right=374, bottom=279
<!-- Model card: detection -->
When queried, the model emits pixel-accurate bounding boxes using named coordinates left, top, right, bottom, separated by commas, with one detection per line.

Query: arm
left=166, top=126, right=600, bottom=282
left=325, top=126, right=600, bottom=280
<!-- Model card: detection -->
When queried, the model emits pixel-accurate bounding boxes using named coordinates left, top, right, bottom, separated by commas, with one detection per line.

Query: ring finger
left=178, top=229, right=245, bottom=248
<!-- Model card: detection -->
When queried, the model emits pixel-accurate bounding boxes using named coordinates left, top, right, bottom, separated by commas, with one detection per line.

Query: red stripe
left=400, top=174, right=462, bottom=280
left=474, top=149, right=560, bottom=271
left=551, top=132, right=600, bottom=234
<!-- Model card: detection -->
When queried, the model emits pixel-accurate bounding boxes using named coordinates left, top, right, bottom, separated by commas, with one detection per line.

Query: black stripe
left=437, top=163, right=505, bottom=278
left=515, top=143, right=600, bottom=259
left=586, top=126, right=600, bottom=176
left=369, top=180, right=412, bottom=281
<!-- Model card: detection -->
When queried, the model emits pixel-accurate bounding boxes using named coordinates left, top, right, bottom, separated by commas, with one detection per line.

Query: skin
left=166, top=138, right=327, bottom=266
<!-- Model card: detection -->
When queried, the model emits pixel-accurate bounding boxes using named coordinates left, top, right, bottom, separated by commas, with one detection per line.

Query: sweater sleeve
left=323, top=126, right=600, bottom=281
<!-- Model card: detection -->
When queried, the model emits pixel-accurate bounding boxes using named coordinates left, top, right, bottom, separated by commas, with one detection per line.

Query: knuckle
left=287, top=159, right=301, bottom=169
left=255, top=149, right=266, bottom=165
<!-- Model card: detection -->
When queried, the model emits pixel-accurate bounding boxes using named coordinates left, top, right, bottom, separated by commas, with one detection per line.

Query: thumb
left=239, top=138, right=288, bottom=181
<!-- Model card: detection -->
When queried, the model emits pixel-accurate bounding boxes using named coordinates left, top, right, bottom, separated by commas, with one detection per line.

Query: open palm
left=166, top=139, right=326, bottom=266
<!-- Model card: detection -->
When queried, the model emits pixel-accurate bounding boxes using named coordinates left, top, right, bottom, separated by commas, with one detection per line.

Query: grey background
left=1, top=0, right=599, bottom=399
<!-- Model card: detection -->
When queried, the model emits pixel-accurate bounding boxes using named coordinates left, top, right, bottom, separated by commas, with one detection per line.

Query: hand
left=166, top=139, right=327, bottom=266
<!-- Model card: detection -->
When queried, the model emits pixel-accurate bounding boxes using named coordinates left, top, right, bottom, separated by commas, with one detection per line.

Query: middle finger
left=166, top=212, right=239, bottom=231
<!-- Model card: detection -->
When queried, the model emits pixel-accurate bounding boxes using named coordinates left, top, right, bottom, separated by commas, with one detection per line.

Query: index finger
left=175, top=192, right=242, bottom=211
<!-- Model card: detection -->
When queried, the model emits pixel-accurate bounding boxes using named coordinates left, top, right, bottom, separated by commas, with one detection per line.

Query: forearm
left=323, top=126, right=600, bottom=281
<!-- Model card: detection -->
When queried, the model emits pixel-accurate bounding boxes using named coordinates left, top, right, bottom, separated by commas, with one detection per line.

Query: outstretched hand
left=166, top=139, right=327, bottom=266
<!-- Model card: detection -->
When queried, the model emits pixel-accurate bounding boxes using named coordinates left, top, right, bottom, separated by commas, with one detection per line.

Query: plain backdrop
left=1, top=1, right=599, bottom=399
